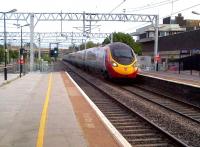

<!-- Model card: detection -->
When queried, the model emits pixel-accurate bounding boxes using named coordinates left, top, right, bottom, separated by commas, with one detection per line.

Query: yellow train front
left=105, top=42, right=138, bottom=78
left=63, top=42, right=138, bottom=79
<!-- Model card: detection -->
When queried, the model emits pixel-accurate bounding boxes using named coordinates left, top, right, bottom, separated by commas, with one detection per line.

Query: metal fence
left=0, top=63, right=19, bottom=74
left=0, top=60, right=51, bottom=75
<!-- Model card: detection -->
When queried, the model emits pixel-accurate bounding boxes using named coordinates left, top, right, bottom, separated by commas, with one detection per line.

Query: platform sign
left=192, top=48, right=200, bottom=54
left=20, top=48, right=25, bottom=55
left=54, top=47, right=58, bottom=57
left=154, top=54, right=160, bottom=62
left=180, top=49, right=190, bottom=55
left=17, top=59, right=24, bottom=64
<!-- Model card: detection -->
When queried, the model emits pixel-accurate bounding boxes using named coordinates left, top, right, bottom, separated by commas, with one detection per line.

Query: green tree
left=42, top=54, right=51, bottom=63
left=0, top=45, right=4, bottom=63
left=102, top=32, right=142, bottom=55
left=12, top=50, right=19, bottom=59
left=8, top=50, right=19, bottom=63
left=86, top=41, right=96, bottom=48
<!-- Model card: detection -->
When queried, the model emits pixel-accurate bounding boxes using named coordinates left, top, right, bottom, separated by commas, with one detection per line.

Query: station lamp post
left=192, top=11, right=200, bottom=30
left=13, top=23, right=30, bottom=78
left=154, top=15, right=159, bottom=71
left=0, top=9, right=17, bottom=80
left=192, top=11, right=200, bottom=15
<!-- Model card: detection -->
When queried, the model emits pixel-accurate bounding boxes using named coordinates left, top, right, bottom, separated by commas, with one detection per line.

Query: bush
left=41, top=54, right=51, bottom=63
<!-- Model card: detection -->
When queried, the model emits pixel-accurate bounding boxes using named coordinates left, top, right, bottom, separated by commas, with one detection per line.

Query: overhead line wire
left=126, top=0, right=180, bottom=12
left=123, top=3, right=200, bottom=32
left=127, top=0, right=170, bottom=11
left=91, top=0, right=126, bottom=34
left=109, top=0, right=126, bottom=13
left=161, top=3, right=200, bottom=19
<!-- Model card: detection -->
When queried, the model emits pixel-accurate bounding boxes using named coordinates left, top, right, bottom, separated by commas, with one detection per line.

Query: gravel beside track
left=120, top=85, right=200, bottom=123
left=66, top=67, right=181, bottom=146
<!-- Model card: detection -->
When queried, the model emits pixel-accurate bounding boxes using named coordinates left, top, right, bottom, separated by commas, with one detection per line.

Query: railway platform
left=139, top=70, right=200, bottom=88
left=0, top=72, right=121, bottom=147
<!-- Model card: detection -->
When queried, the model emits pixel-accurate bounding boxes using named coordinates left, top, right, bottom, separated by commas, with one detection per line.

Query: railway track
left=119, top=85, right=200, bottom=124
left=63, top=62, right=189, bottom=147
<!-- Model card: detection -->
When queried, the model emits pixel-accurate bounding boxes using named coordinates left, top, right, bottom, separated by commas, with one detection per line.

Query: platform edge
left=65, top=72, right=132, bottom=147
left=139, top=73, right=200, bottom=88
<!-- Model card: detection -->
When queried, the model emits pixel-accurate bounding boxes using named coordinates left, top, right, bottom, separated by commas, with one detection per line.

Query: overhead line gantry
left=0, top=12, right=159, bottom=72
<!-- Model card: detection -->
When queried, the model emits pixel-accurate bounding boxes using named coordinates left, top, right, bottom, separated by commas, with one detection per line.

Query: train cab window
left=110, top=42, right=135, bottom=65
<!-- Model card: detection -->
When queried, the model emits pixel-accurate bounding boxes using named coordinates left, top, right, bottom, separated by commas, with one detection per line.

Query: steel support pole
left=179, top=51, right=181, bottom=74
left=38, top=34, right=41, bottom=60
left=154, top=15, right=159, bottom=71
left=20, top=26, right=23, bottom=77
left=60, top=10, right=63, bottom=34
left=3, top=13, right=7, bottom=80
left=71, top=32, right=74, bottom=49
left=83, top=11, right=85, bottom=36
left=84, top=40, right=86, bottom=49
left=30, top=13, right=34, bottom=72
left=111, top=32, right=113, bottom=43
left=89, top=14, right=91, bottom=36
left=83, top=11, right=86, bottom=49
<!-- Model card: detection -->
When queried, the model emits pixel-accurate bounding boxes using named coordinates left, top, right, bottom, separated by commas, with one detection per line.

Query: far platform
left=139, top=70, right=200, bottom=88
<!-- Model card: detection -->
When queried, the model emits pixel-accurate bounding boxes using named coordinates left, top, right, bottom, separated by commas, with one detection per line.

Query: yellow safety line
left=36, top=73, right=52, bottom=147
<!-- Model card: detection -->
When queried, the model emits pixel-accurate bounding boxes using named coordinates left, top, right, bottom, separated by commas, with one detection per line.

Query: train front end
left=106, top=42, right=138, bottom=78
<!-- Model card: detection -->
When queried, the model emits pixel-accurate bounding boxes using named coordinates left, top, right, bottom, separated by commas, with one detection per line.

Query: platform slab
left=0, top=72, right=88, bottom=147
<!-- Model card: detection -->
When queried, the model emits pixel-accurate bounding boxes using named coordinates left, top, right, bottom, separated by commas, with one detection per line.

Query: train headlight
left=112, top=62, right=118, bottom=67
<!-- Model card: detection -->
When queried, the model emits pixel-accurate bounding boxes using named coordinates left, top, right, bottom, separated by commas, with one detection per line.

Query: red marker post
left=154, top=54, right=160, bottom=62
left=154, top=54, right=160, bottom=71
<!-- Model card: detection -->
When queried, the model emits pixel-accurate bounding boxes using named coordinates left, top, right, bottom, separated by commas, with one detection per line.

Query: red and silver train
left=63, top=42, right=138, bottom=79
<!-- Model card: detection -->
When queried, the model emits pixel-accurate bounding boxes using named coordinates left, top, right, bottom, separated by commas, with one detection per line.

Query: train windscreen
left=110, top=42, right=135, bottom=65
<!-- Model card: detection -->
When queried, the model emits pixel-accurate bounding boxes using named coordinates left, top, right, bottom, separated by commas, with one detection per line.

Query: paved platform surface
left=0, top=72, right=120, bottom=147
left=139, top=70, right=200, bottom=88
